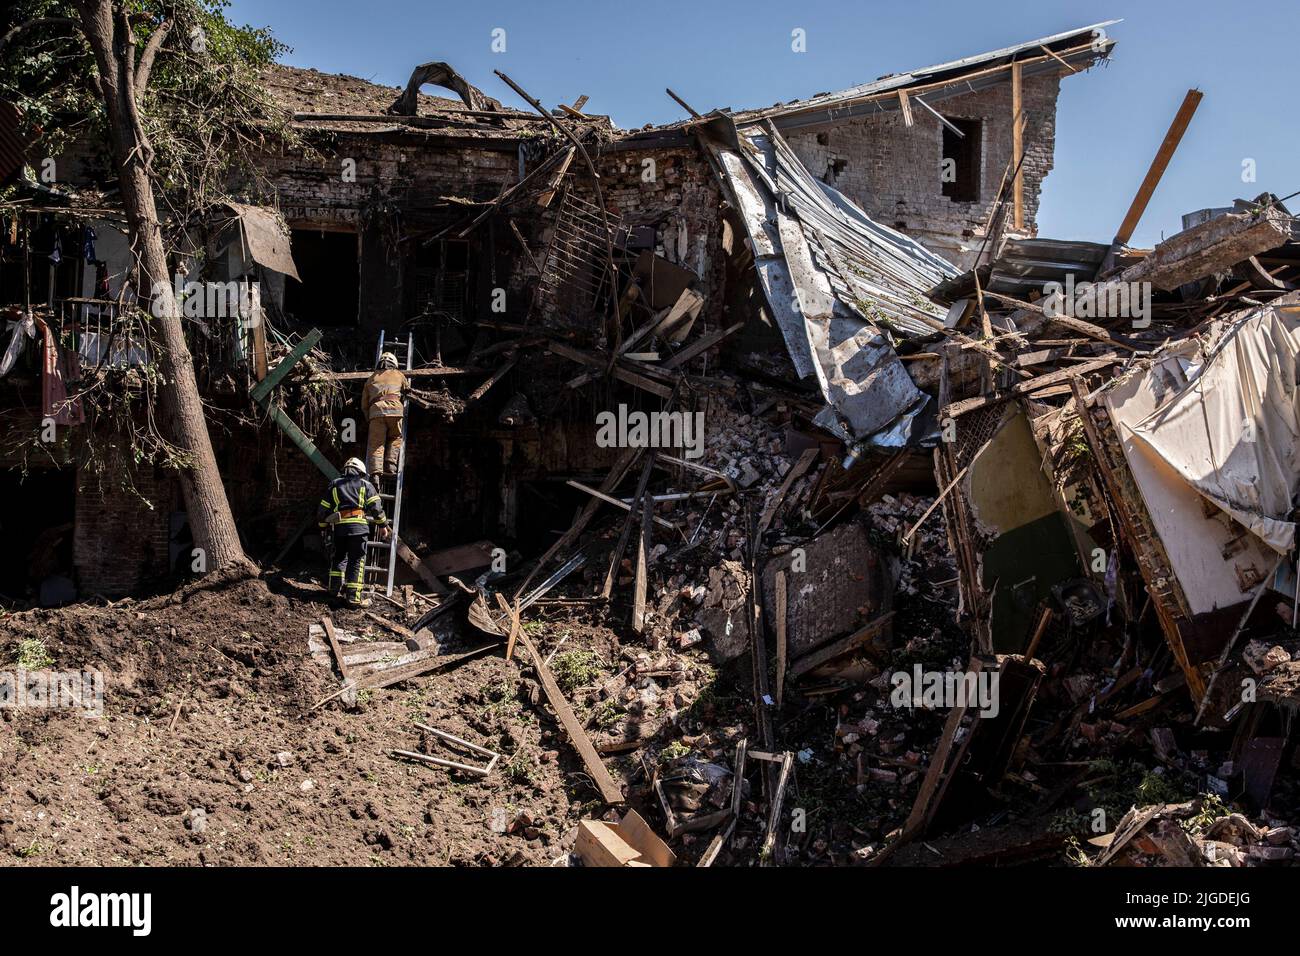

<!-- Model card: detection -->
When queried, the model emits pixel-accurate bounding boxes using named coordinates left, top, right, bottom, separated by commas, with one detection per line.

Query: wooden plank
left=1113, top=89, right=1203, bottom=247
left=321, top=616, right=351, bottom=682
left=666, top=87, right=703, bottom=119
left=516, top=629, right=624, bottom=804
left=1039, top=44, right=1079, bottom=74
left=259, top=401, right=339, bottom=479
left=789, top=612, right=895, bottom=679
left=565, top=480, right=675, bottom=530
left=632, top=492, right=651, bottom=633
left=901, top=463, right=970, bottom=547
left=494, top=592, right=523, bottom=664
left=898, top=89, right=914, bottom=127
left=361, top=610, right=414, bottom=642
left=696, top=817, right=737, bottom=868
left=547, top=340, right=675, bottom=399
left=415, top=540, right=496, bottom=577
left=774, top=571, right=788, bottom=707
left=660, top=321, right=744, bottom=371
left=393, top=538, right=452, bottom=596
left=601, top=451, right=657, bottom=599
left=310, top=643, right=497, bottom=710
left=731, top=738, right=748, bottom=817
left=759, top=752, right=794, bottom=865
left=320, top=367, right=470, bottom=382
left=1023, top=607, right=1053, bottom=660
left=757, top=446, right=819, bottom=535
left=250, top=312, right=268, bottom=382
left=466, top=356, right=517, bottom=403
left=514, top=446, right=641, bottom=599
left=250, top=328, right=322, bottom=404
left=944, top=356, right=1118, bottom=419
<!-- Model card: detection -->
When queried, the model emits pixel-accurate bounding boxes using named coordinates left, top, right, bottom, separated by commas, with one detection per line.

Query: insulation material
left=709, top=123, right=958, bottom=449
left=1103, top=316, right=1284, bottom=617
left=1129, top=306, right=1300, bottom=553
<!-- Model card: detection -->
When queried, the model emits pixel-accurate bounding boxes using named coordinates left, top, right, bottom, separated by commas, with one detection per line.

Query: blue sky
left=226, top=0, right=1300, bottom=249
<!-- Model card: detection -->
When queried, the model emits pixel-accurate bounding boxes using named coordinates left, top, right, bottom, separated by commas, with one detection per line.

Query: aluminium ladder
left=364, top=330, right=413, bottom=598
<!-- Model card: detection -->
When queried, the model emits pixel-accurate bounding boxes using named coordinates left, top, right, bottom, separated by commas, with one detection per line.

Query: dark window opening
left=283, top=229, right=359, bottom=326
left=409, top=239, right=470, bottom=324
left=0, top=468, right=75, bottom=605
left=942, top=119, right=982, bottom=203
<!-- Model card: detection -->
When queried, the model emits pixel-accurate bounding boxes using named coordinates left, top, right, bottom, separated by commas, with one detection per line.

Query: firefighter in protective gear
left=317, top=457, right=390, bottom=607
left=363, top=351, right=408, bottom=482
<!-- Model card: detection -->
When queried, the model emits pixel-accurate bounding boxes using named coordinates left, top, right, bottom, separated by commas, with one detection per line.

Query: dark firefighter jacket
left=317, top=473, right=387, bottom=536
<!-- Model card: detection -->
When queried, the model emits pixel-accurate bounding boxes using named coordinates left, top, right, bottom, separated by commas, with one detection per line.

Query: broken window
left=283, top=228, right=359, bottom=326
left=941, top=119, right=982, bottom=203
left=409, top=239, right=470, bottom=324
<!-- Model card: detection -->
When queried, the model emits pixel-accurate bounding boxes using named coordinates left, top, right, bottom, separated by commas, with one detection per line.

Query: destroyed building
left=0, top=21, right=1115, bottom=600
left=4, top=14, right=1300, bottom=869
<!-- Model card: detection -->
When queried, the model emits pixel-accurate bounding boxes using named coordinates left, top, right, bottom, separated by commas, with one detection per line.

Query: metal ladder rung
left=366, top=330, right=413, bottom=600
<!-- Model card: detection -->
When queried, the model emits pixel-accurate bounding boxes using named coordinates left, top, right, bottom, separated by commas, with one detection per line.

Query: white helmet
left=343, top=457, right=366, bottom=476
left=378, top=351, right=399, bottom=370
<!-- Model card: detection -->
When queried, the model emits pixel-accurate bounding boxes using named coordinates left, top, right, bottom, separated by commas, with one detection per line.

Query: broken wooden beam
left=318, top=367, right=471, bottom=382
left=788, top=611, right=896, bottom=679
left=515, top=629, right=624, bottom=805
left=660, top=321, right=744, bottom=371
left=632, top=492, right=651, bottom=634
left=547, top=340, right=676, bottom=399
left=774, top=571, right=788, bottom=707
left=321, top=615, right=351, bottom=682
left=565, top=479, right=675, bottom=529
left=601, top=451, right=658, bottom=599
left=310, top=643, right=497, bottom=710
left=1112, top=89, right=1203, bottom=250
left=759, top=751, right=795, bottom=866
left=1118, top=206, right=1293, bottom=292
left=944, top=357, right=1119, bottom=419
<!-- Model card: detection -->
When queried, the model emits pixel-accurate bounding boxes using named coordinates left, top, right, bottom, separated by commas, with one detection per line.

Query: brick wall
left=73, top=460, right=175, bottom=597
left=263, top=134, right=518, bottom=229
left=597, top=143, right=726, bottom=324
left=785, top=73, right=1060, bottom=267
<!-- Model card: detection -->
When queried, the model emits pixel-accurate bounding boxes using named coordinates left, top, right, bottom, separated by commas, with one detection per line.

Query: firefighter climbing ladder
left=365, top=331, right=413, bottom=598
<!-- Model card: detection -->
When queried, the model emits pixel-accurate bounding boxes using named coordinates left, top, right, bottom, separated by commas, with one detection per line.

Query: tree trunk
left=75, top=1, right=252, bottom=576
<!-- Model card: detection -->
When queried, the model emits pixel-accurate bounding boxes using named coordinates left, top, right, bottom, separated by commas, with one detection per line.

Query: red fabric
left=41, top=320, right=84, bottom=426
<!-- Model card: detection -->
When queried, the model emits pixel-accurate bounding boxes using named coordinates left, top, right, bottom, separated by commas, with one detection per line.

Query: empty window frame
left=941, top=119, right=982, bottom=203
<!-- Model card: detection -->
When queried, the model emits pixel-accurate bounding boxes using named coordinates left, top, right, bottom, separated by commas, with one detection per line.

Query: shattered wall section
left=964, top=406, right=1081, bottom=653
left=785, top=72, right=1060, bottom=267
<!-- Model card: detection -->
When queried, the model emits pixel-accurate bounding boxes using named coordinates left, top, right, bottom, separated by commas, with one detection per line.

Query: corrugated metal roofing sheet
left=710, top=120, right=958, bottom=449
left=738, top=21, right=1119, bottom=132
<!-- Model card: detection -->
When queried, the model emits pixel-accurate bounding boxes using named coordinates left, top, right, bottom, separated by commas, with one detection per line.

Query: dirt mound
left=1, top=570, right=323, bottom=714
left=0, top=573, right=631, bottom=866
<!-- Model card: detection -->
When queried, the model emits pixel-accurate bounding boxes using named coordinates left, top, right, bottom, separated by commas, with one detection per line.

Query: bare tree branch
left=133, top=19, right=173, bottom=97
left=0, top=16, right=80, bottom=58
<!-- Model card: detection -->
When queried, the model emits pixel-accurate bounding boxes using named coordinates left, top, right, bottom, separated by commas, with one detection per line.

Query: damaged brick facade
left=785, top=72, right=1060, bottom=267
